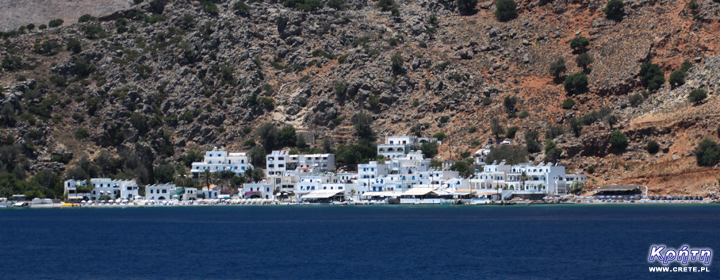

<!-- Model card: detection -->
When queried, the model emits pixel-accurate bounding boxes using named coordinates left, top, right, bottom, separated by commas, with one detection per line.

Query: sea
left=1, top=204, right=719, bottom=279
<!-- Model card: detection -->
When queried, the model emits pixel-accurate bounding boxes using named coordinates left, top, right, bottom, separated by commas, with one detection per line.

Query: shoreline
left=5, top=199, right=717, bottom=209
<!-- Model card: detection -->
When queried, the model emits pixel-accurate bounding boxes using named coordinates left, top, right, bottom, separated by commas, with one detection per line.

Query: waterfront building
left=242, top=182, right=275, bottom=200
left=190, top=147, right=252, bottom=178
left=265, top=150, right=335, bottom=177
left=199, top=186, right=221, bottom=199
left=64, top=178, right=139, bottom=200
left=469, top=161, right=587, bottom=196
left=145, top=184, right=177, bottom=201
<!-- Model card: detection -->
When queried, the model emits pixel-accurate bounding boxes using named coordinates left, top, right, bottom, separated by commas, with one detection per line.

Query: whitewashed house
left=242, top=182, right=275, bottom=200
left=190, top=147, right=252, bottom=178
left=377, top=135, right=439, bottom=159
left=266, top=150, right=335, bottom=177
left=145, top=184, right=177, bottom=201
left=64, top=178, right=139, bottom=200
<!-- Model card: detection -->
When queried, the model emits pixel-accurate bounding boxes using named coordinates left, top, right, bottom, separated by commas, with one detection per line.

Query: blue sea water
left=1, top=204, right=719, bottom=279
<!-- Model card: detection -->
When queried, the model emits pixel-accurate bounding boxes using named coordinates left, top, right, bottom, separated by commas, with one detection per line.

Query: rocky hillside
left=1, top=0, right=720, bottom=197
left=0, top=0, right=134, bottom=31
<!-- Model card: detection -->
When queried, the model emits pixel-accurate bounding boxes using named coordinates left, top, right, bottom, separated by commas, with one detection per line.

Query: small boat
left=13, top=202, right=29, bottom=207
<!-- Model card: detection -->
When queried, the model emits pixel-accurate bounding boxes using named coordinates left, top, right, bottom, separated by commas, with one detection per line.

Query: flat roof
left=302, top=191, right=343, bottom=199
left=402, top=188, right=435, bottom=196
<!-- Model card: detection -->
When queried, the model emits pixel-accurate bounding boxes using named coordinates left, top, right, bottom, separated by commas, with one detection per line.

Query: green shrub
left=468, top=126, right=478, bottom=133
left=376, top=0, right=396, bottom=11
left=549, top=58, right=567, bottom=79
left=391, top=54, right=403, bottom=75
left=78, top=14, right=95, bottom=23
left=482, top=97, right=492, bottom=106
left=609, top=130, right=628, bottom=150
left=334, top=81, right=347, bottom=97
left=545, top=125, right=565, bottom=140
left=49, top=19, right=64, bottom=28
left=134, top=0, right=143, bottom=4
left=234, top=1, right=251, bottom=14
left=74, top=128, right=89, bottom=139
left=503, top=96, right=517, bottom=113
left=147, top=14, right=166, bottom=24
left=439, top=116, right=450, bottom=123
left=604, top=0, right=625, bottom=21
left=640, top=63, right=665, bottom=91
left=33, top=41, right=62, bottom=56
left=647, top=140, right=660, bottom=154
left=518, top=111, right=529, bottom=118
left=490, top=118, right=504, bottom=138
left=327, top=0, right=345, bottom=10
left=695, top=138, right=720, bottom=166
left=494, top=0, right=517, bottom=21
left=669, top=70, right=685, bottom=89
left=629, top=93, right=644, bottom=107
left=586, top=165, right=595, bottom=174
left=506, top=126, right=519, bottom=139
left=433, top=132, right=448, bottom=141
left=575, top=53, right=594, bottom=72
left=338, top=54, right=349, bottom=63
left=485, top=145, right=527, bottom=165
left=39, top=24, right=47, bottom=30
left=115, top=18, right=128, bottom=33
left=202, top=1, right=219, bottom=15
left=83, top=24, right=105, bottom=39
left=457, top=0, right=478, bottom=14
left=26, top=24, right=35, bottom=30
left=688, top=88, right=707, bottom=105
left=562, top=98, right=575, bottom=109
left=564, top=73, right=588, bottom=94
left=570, top=36, right=590, bottom=53
left=390, top=8, right=400, bottom=16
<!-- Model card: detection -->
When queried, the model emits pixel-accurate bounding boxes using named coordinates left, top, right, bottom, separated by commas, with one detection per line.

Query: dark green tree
left=604, top=0, right=625, bottom=21
left=575, top=53, right=594, bottom=72
left=351, top=112, right=374, bottom=140
left=494, top=0, right=517, bottom=22
left=640, top=63, right=665, bottom=91
left=688, top=88, right=707, bottom=105
left=609, top=130, right=628, bottom=151
left=457, top=0, right=478, bottom=14
left=549, top=57, right=567, bottom=80
left=647, top=140, right=660, bottom=154
left=695, top=138, right=720, bottom=166
left=570, top=36, right=590, bottom=53
left=257, top=123, right=279, bottom=152
left=564, top=73, right=588, bottom=94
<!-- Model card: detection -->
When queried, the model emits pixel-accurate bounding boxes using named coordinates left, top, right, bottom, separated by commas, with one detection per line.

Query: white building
left=190, top=147, right=252, bottom=178
left=469, top=161, right=587, bottom=196
left=199, top=186, right=221, bottom=199
left=377, top=135, right=439, bottom=159
left=242, top=182, right=275, bottom=200
left=64, top=178, right=139, bottom=200
left=266, top=150, right=335, bottom=177
left=145, top=184, right=177, bottom=201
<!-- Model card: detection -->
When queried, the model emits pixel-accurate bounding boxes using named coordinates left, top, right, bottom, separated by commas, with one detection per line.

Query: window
left=268, top=157, right=274, bottom=161
left=162, top=189, right=167, bottom=193
left=278, top=157, right=284, bottom=160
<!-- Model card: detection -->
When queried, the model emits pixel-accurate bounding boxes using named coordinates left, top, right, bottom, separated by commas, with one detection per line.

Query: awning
left=361, top=191, right=399, bottom=197
left=302, top=191, right=343, bottom=199
left=402, top=188, right=436, bottom=196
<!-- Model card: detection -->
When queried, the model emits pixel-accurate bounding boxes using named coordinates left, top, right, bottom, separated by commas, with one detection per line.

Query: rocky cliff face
left=1, top=0, right=720, bottom=195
